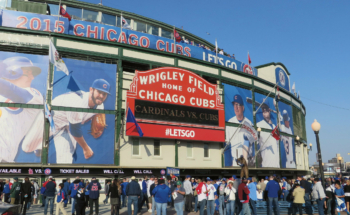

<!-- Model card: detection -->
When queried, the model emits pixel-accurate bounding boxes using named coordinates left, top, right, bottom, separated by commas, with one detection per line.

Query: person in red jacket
left=238, top=177, right=250, bottom=215
left=196, top=179, right=209, bottom=215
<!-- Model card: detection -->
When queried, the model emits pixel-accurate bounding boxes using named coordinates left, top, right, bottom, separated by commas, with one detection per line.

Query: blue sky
left=83, top=0, right=350, bottom=165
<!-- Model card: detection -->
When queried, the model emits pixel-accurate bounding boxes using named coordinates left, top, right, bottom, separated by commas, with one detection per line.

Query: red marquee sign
left=126, top=67, right=225, bottom=142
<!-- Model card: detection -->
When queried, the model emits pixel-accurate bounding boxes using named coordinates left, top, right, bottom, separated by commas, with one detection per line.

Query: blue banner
left=0, top=10, right=257, bottom=76
left=275, top=67, right=290, bottom=91
left=166, top=167, right=180, bottom=176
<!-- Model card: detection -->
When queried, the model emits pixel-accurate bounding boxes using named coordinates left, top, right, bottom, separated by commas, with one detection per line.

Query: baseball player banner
left=254, top=93, right=277, bottom=130
left=0, top=108, right=44, bottom=163
left=223, top=83, right=254, bottom=167
left=278, top=101, right=294, bottom=135
left=257, top=131, right=280, bottom=168
left=280, top=135, right=296, bottom=168
left=0, top=10, right=257, bottom=76
left=0, top=51, right=49, bottom=105
left=52, top=58, right=116, bottom=110
left=48, top=111, right=115, bottom=164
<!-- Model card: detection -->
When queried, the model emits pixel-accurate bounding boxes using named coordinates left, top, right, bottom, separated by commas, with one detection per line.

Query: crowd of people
left=0, top=174, right=350, bottom=215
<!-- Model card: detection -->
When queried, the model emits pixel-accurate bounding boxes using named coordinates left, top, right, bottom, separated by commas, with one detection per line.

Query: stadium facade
left=0, top=0, right=310, bottom=187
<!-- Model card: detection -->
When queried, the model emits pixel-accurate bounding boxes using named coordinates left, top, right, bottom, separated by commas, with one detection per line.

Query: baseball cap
left=261, top=99, right=271, bottom=109
left=294, top=181, right=300, bottom=185
left=48, top=176, right=53, bottom=179
left=232, top=175, right=237, bottom=180
left=91, top=177, right=96, bottom=180
left=222, top=178, right=226, bottom=181
left=176, top=181, right=182, bottom=186
left=14, top=177, right=18, bottom=180
left=207, top=178, right=212, bottom=181
left=150, top=175, right=155, bottom=179
left=248, top=177, right=252, bottom=181
left=282, top=110, right=290, bottom=121
left=241, top=177, right=247, bottom=181
left=186, top=175, right=191, bottom=179
left=92, top=79, right=111, bottom=94
left=282, top=177, right=287, bottom=180
left=2, top=56, right=41, bottom=80
left=131, top=176, right=136, bottom=180
left=232, top=94, right=243, bottom=105
left=265, top=176, right=268, bottom=180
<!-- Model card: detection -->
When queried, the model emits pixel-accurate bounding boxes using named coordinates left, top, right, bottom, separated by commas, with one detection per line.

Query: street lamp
left=257, top=127, right=261, bottom=138
left=311, top=119, right=324, bottom=187
left=309, top=143, right=312, bottom=151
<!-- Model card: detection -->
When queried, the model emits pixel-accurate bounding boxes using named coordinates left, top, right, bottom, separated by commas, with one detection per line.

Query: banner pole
left=56, top=0, right=61, bottom=33
left=254, top=82, right=278, bottom=116
left=215, top=38, right=218, bottom=64
left=173, top=26, right=176, bottom=54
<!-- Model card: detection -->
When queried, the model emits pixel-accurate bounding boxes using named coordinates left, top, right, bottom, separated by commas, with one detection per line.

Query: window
left=83, top=9, right=98, bottom=22
left=66, top=7, right=82, bottom=20
left=48, top=4, right=59, bottom=16
left=147, top=24, right=159, bottom=36
left=0, top=0, right=11, bottom=8
left=132, top=139, right=140, bottom=155
left=204, top=143, right=209, bottom=158
left=187, top=143, right=193, bottom=158
left=154, top=140, right=160, bottom=156
left=116, top=16, right=131, bottom=27
left=133, top=20, right=146, bottom=33
left=161, top=29, right=173, bottom=39
left=101, top=13, right=116, bottom=26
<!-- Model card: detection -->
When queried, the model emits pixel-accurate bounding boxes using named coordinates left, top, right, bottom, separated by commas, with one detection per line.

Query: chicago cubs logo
left=243, top=64, right=253, bottom=75
left=44, top=168, right=52, bottom=175
left=160, top=169, right=165, bottom=175
left=103, top=84, right=107, bottom=89
left=279, top=71, right=285, bottom=86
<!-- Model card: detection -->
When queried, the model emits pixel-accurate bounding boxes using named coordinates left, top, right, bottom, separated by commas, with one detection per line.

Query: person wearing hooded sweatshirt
left=152, top=179, right=171, bottom=215
left=21, top=177, right=32, bottom=215
left=69, top=178, right=84, bottom=215
left=86, top=177, right=102, bottom=215
left=10, top=177, right=21, bottom=204
left=238, top=177, right=250, bottom=215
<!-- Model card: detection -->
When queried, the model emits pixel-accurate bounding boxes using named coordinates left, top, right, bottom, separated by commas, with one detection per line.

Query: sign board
left=166, top=167, right=180, bottom=176
left=336, top=167, right=341, bottom=173
left=0, top=10, right=257, bottom=76
left=126, top=67, right=225, bottom=142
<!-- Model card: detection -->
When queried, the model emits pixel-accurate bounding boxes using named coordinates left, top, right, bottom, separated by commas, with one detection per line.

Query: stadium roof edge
left=40, top=0, right=215, bottom=49
left=255, top=62, right=290, bottom=75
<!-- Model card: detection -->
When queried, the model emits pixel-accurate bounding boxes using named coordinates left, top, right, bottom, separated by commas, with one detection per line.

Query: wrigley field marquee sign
left=126, top=67, right=225, bottom=142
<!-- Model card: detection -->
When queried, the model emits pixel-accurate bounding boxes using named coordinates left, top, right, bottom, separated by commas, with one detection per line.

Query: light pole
left=311, top=119, right=324, bottom=188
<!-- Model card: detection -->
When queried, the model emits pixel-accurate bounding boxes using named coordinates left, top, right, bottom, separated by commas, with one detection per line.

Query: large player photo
left=254, top=93, right=277, bottom=130
left=257, top=131, right=280, bottom=168
left=223, top=83, right=254, bottom=167
left=52, top=58, right=117, bottom=111
left=0, top=52, right=48, bottom=163
left=280, top=135, right=296, bottom=168
left=48, top=111, right=115, bottom=164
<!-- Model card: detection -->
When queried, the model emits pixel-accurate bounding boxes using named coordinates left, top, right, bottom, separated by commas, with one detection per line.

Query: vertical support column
left=42, top=37, right=55, bottom=165
left=115, top=52, right=123, bottom=166
left=252, top=87, right=258, bottom=168
left=175, top=140, right=178, bottom=167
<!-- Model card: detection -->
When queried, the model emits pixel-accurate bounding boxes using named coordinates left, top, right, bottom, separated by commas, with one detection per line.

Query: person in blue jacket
left=86, top=177, right=102, bottom=215
left=152, top=178, right=171, bottom=215
left=3, top=179, right=11, bottom=203
left=121, top=178, right=129, bottom=208
left=63, top=179, right=70, bottom=207
left=69, top=178, right=84, bottom=213
left=40, top=182, right=46, bottom=207
left=126, top=176, right=141, bottom=215
left=56, top=183, right=67, bottom=215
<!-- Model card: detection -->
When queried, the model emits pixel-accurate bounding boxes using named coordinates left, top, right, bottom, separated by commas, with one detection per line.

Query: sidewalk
left=23, top=203, right=350, bottom=215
